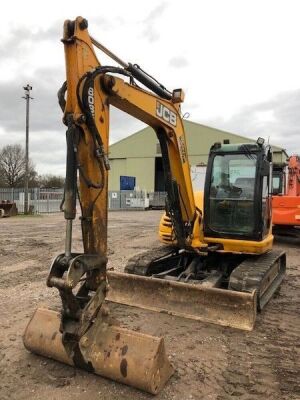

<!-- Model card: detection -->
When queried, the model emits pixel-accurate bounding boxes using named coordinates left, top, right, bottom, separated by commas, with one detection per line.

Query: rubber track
left=229, top=250, right=286, bottom=310
left=125, top=246, right=175, bottom=275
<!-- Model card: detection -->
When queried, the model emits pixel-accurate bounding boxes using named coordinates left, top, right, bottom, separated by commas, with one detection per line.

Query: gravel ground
left=0, top=211, right=299, bottom=400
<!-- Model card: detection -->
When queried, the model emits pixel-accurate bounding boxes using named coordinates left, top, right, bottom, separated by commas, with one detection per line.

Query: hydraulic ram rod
left=91, top=36, right=128, bottom=68
left=90, top=36, right=172, bottom=100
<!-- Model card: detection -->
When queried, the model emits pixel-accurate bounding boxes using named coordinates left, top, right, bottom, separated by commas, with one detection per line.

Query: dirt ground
left=0, top=211, right=299, bottom=400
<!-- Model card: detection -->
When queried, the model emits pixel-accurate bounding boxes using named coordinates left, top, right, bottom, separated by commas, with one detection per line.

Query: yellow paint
left=203, top=235, right=273, bottom=254
left=63, top=17, right=198, bottom=255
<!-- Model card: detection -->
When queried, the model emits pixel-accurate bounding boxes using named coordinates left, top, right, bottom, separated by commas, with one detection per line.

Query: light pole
left=22, top=84, right=33, bottom=214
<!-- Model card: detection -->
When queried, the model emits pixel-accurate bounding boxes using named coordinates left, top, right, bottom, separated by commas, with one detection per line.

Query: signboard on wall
left=120, top=176, right=136, bottom=190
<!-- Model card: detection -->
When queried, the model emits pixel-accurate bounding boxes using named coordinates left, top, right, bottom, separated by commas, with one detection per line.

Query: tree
left=38, top=174, right=65, bottom=188
left=0, top=144, right=38, bottom=188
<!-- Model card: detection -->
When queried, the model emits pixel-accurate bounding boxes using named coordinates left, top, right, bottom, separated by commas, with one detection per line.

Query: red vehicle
left=272, top=155, right=300, bottom=236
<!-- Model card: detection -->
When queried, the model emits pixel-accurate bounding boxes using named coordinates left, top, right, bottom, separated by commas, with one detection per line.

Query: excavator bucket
left=23, top=308, right=173, bottom=394
left=107, top=271, right=257, bottom=331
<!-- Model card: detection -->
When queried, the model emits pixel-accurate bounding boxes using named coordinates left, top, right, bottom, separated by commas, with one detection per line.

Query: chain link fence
left=0, top=188, right=167, bottom=214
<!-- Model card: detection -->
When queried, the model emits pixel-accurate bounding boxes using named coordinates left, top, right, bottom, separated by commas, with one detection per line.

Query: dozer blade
left=107, top=271, right=257, bottom=331
left=23, top=308, right=173, bottom=394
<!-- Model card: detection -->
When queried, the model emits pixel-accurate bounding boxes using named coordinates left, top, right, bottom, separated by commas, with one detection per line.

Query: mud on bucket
left=23, top=307, right=174, bottom=394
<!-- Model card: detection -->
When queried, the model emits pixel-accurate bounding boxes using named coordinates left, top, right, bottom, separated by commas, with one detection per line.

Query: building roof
left=109, top=120, right=288, bottom=159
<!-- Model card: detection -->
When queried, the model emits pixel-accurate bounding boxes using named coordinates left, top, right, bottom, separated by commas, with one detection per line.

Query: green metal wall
left=109, top=158, right=155, bottom=191
left=108, top=121, right=287, bottom=191
left=108, top=158, right=126, bottom=191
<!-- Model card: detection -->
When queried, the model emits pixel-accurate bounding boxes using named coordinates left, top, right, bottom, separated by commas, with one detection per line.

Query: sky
left=1, top=0, right=300, bottom=176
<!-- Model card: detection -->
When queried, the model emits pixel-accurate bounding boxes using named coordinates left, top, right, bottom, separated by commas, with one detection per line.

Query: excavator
left=272, top=155, right=300, bottom=237
left=23, top=16, right=286, bottom=395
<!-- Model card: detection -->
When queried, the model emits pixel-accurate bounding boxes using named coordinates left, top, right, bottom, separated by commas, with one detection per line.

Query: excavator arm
left=60, top=16, right=201, bottom=252
left=48, top=15, right=204, bottom=341
left=23, top=17, right=184, bottom=394
left=102, top=74, right=196, bottom=244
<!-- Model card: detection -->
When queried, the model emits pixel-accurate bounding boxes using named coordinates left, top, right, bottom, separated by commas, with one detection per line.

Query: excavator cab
left=115, top=139, right=285, bottom=330
left=272, top=164, right=286, bottom=195
left=204, top=140, right=272, bottom=242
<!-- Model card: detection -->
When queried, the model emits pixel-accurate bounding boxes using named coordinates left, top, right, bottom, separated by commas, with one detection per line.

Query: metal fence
left=0, top=188, right=64, bottom=214
left=148, top=191, right=167, bottom=209
left=0, top=188, right=167, bottom=214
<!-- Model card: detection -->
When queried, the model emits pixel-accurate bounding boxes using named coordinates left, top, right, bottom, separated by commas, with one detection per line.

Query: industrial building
left=108, top=120, right=288, bottom=191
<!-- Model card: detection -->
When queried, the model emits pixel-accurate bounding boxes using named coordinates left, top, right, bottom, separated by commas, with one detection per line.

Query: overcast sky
left=1, top=0, right=300, bottom=175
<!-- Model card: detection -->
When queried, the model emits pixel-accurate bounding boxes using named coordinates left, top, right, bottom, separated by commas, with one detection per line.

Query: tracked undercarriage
left=107, top=246, right=286, bottom=331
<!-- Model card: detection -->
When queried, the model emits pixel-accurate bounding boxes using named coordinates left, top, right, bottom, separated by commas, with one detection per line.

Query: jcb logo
left=156, top=101, right=177, bottom=127
left=88, top=86, right=95, bottom=117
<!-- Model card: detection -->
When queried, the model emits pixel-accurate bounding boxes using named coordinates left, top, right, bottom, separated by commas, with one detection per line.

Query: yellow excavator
left=23, top=16, right=286, bottom=395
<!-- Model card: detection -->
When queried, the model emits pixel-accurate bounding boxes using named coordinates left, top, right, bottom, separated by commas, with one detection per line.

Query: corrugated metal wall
left=108, top=120, right=287, bottom=191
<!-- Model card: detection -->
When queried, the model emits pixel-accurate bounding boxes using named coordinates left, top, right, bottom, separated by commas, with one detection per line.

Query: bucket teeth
left=23, top=308, right=173, bottom=394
